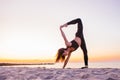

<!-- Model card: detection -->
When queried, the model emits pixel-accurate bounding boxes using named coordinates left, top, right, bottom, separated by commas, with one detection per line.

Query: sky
left=0, top=0, right=120, bottom=63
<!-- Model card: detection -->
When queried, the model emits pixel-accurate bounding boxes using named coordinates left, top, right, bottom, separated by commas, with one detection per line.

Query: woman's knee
left=76, top=18, right=81, bottom=22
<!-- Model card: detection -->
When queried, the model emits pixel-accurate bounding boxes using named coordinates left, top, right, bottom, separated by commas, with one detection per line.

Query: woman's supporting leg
left=80, top=38, right=88, bottom=67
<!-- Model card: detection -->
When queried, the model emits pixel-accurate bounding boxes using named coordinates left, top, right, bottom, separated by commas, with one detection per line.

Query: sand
left=0, top=67, right=120, bottom=80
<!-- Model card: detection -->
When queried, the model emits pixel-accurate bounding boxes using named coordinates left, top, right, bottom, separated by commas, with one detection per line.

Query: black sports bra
left=70, top=40, right=79, bottom=51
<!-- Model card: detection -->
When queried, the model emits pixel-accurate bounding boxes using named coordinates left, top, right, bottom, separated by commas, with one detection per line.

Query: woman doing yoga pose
left=56, top=18, right=88, bottom=69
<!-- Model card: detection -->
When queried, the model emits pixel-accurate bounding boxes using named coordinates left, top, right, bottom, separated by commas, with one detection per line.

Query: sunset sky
left=0, top=0, right=120, bottom=63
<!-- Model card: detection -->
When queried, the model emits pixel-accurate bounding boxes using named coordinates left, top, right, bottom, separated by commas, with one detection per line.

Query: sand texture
left=0, top=67, right=120, bottom=80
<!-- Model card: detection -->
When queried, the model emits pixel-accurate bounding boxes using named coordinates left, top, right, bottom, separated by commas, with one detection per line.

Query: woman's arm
left=60, top=26, right=71, bottom=47
left=63, top=52, right=71, bottom=69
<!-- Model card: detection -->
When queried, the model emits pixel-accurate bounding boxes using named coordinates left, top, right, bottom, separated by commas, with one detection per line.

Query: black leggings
left=67, top=18, right=88, bottom=66
left=81, top=36, right=88, bottom=66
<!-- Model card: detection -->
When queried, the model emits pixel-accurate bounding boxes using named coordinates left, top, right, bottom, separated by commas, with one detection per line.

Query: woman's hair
left=56, top=48, right=66, bottom=62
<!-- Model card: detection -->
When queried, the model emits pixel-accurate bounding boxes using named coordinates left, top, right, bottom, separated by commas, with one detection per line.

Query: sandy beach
left=0, top=67, right=120, bottom=80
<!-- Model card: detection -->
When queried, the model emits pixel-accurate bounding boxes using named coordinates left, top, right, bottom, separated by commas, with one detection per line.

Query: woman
left=56, top=18, right=88, bottom=69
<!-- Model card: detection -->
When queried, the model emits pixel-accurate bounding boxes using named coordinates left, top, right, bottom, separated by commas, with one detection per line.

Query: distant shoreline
left=0, top=63, right=54, bottom=66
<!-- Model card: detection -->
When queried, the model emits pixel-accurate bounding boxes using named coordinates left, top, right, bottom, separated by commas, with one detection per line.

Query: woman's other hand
left=60, top=23, right=67, bottom=29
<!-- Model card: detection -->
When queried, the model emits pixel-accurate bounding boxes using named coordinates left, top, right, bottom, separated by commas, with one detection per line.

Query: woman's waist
left=74, top=37, right=81, bottom=46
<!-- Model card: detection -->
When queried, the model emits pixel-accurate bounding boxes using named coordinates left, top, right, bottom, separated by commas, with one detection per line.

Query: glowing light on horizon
left=0, top=0, right=120, bottom=62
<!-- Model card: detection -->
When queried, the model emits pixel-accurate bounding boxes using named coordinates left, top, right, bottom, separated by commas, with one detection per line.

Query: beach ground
left=0, top=67, right=120, bottom=80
